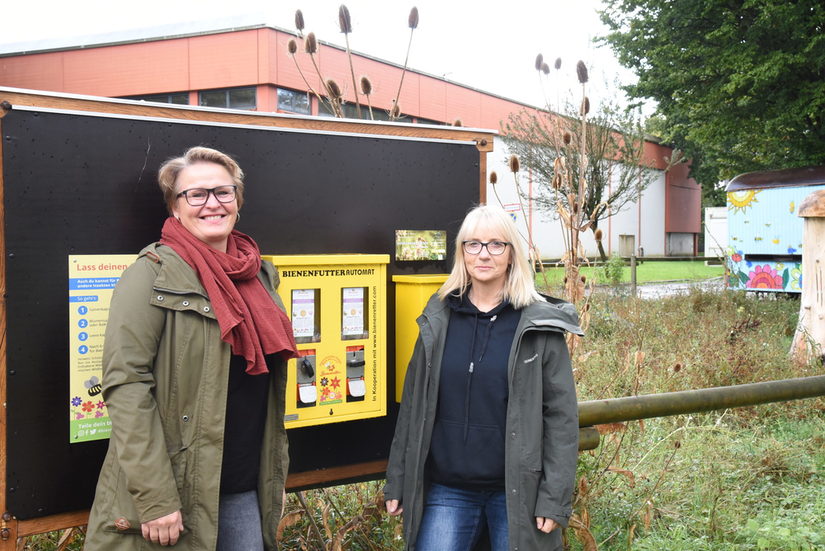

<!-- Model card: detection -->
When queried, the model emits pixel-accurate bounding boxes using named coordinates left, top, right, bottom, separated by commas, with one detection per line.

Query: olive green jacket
left=84, top=243, right=289, bottom=551
left=384, top=293, right=582, bottom=551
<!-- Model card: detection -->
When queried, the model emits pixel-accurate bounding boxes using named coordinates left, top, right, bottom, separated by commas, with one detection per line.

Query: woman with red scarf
left=85, top=147, right=297, bottom=551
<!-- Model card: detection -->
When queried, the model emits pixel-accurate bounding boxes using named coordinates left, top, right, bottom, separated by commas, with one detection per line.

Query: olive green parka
left=384, top=293, right=582, bottom=551
left=84, top=243, right=289, bottom=551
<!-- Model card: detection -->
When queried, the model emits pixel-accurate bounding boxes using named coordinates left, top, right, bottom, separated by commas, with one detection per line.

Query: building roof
left=726, top=165, right=825, bottom=192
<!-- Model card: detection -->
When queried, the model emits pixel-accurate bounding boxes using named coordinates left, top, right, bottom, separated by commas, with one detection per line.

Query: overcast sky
left=1, top=0, right=645, bottom=114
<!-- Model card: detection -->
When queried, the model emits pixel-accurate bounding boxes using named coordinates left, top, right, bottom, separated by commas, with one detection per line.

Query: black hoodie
left=426, top=291, right=522, bottom=490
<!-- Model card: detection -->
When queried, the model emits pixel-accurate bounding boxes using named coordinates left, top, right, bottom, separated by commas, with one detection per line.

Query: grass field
left=535, top=259, right=725, bottom=289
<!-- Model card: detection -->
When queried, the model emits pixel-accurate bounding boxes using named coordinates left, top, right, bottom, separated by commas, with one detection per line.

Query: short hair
left=438, top=204, right=542, bottom=309
left=158, top=146, right=245, bottom=214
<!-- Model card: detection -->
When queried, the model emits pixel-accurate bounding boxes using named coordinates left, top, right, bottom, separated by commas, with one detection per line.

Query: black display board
left=2, top=107, right=480, bottom=519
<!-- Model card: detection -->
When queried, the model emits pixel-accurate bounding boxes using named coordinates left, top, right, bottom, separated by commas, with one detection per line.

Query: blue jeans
left=216, top=490, right=264, bottom=551
left=416, top=482, right=509, bottom=551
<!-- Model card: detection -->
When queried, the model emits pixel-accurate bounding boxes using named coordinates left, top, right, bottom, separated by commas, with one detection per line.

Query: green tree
left=599, top=0, right=825, bottom=200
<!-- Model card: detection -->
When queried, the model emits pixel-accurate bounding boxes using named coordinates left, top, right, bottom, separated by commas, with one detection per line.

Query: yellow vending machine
left=263, top=254, right=389, bottom=428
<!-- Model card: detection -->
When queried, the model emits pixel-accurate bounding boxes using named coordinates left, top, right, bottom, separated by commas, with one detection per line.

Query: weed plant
left=23, top=291, right=823, bottom=550
left=601, top=254, right=626, bottom=287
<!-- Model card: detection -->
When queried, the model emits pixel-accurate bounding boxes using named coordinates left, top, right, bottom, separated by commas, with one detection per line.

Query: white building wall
left=704, top=206, right=728, bottom=257
left=486, top=136, right=667, bottom=259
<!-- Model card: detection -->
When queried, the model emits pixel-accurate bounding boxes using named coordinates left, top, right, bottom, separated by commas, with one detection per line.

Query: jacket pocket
left=520, top=469, right=542, bottom=519
left=169, top=447, right=190, bottom=507
left=428, top=419, right=506, bottom=485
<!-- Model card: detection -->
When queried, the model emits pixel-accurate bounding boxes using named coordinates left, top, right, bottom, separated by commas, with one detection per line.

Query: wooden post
left=791, top=190, right=825, bottom=363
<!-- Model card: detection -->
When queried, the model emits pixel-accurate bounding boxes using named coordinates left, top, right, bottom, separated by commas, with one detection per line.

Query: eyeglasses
left=462, top=240, right=510, bottom=255
left=176, top=185, right=237, bottom=207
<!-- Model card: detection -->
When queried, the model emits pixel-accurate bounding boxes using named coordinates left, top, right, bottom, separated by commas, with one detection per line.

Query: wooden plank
left=0, top=104, right=15, bottom=551
left=286, top=460, right=387, bottom=490
left=0, top=89, right=494, bottom=152
left=16, top=511, right=89, bottom=539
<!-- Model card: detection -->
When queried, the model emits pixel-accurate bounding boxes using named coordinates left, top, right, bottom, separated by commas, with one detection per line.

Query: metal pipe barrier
left=576, top=374, right=825, bottom=450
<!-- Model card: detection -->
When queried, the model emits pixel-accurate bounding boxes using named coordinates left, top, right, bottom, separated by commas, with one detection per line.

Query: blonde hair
left=438, top=204, right=542, bottom=309
left=158, top=146, right=245, bottom=214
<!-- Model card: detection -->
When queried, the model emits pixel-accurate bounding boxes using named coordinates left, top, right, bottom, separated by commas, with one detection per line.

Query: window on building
left=414, top=117, right=445, bottom=126
left=198, top=87, right=257, bottom=110
left=121, top=92, right=190, bottom=105
left=277, top=87, right=310, bottom=114
left=319, top=101, right=411, bottom=123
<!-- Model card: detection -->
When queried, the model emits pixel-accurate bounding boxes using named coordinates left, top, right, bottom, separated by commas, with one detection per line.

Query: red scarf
left=160, top=217, right=297, bottom=375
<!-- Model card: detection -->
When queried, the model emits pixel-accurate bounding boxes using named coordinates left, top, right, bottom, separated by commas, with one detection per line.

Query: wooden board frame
left=0, top=88, right=494, bottom=546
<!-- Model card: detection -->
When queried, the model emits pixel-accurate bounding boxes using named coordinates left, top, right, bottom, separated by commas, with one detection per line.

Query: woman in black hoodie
left=385, top=205, right=581, bottom=551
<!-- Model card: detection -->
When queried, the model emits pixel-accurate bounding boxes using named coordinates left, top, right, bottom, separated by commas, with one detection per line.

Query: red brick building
left=0, top=24, right=701, bottom=255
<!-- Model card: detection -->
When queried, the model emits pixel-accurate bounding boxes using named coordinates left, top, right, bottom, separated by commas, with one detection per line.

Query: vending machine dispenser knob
left=301, top=357, right=315, bottom=378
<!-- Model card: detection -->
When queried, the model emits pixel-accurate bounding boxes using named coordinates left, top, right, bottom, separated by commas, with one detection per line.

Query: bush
left=602, top=254, right=626, bottom=286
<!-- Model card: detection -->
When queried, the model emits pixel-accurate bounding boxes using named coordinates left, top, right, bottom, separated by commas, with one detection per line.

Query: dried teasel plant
left=389, top=100, right=401, bottom=120
left=287, top=5, right=420, bottom=120
left=326, top=78, right=345, bottom=117
left=300, top=31, right=344, bottom=117
left=493, top=154, right=551, bottom=289
left=294, top=9, right=305, bottom=37
left=338, top=4, right=363, bottom=118
left=360, top=75, right=374, bottom=120
left=391, top=6, right=420, bottom=120
left=286, top=34, right=328, bottom=117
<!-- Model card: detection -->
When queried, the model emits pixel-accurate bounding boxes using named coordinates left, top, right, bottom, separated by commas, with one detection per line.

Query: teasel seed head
left=594, top=228, right=603, bottom=241
left=326, top=79, right=342, bottom=99
left=390, top=101, right=401, bottom=118
left=674, top=440, right=682, bottom=449
left=360, top=75, right=372, bottom=95
left=541, top=62, right=550, bottom=75
left=509, top=154, right=520, bottom=173
left=584, top=302, right=591, bottom=312
left=554, top=57, right=562, bottom=70
left=580, top=275, right=586, bottom=283
left=295, top=10, right=305, bottom=32
left=535, top=53, right=544, bottom=71
left=338, top=4, right=352, bottom=34
left=674, top=362, right=682, bottom=373
left=452, top=119, right=463, bottom=127
left=287, top=39, right=298, bottom=55
left=408, top=7, right=419, bottom=29
left=563, top=132, right=572, bottom=145
left=580, top=96, right=590, bottom=116
left=576, top=60, right=589, bottom=83
left=490, top=171, right=498, bottom=184
left=304, top=33, right=317, bottom=54
left=573, top=202, right=579, bottom=214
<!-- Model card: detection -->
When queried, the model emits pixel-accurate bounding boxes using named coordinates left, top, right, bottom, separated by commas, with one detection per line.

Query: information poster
left=342, top=287, right=366, bottom=337
left=68, top=255, right=135, bottom=443
left=291, top=289, right=317, bottom=340
left=395, top=230, right=447, bottom=261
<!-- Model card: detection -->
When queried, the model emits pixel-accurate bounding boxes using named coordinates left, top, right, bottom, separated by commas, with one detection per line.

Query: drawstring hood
left=463, top=311, right=498, bottom=442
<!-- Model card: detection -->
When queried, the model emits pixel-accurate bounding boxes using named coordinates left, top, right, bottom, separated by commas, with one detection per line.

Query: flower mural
left=747, top=265, right=783, bottom=289
left=790, top=265, right=803, bottom=291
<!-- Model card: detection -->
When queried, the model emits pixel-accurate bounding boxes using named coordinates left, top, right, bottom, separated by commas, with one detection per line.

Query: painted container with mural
left=726, top=166, right=825, bottom=292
